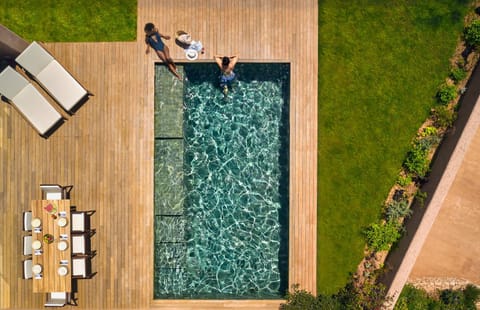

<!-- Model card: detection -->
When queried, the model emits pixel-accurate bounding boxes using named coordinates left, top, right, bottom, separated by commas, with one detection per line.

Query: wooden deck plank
left=0, top=0, right=317, bottom=308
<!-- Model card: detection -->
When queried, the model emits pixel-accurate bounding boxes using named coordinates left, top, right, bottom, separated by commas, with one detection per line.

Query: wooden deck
left=0, top=0, right=317, bottom=309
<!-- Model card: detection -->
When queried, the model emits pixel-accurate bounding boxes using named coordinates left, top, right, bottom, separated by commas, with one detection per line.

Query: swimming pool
left=154, top=63, right=289, bottom=299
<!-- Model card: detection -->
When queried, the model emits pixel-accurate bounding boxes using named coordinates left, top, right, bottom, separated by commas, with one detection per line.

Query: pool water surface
left=154, top=63, right=289, bottom=299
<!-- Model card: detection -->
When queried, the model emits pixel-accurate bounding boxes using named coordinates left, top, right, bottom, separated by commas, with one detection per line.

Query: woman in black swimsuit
left=144, top=23, right=181, bottom=80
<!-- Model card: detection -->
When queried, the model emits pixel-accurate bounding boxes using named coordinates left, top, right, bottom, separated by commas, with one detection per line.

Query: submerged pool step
left=154, top=139, right=185, bottom=215
left=154, top=215, right=186, bottom=243
left=154, top=65, right=184, bottom=139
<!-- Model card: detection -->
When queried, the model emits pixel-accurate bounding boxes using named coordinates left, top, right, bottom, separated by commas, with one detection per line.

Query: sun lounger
left=0, top=66, right=63, bottom=137
left=15, top=41, right=89, bottom=113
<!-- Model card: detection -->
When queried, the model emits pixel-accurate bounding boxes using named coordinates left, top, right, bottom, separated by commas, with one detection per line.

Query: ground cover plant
left=317, top=0, right=471, bottom=294
left=0, top=0, right=137, bottom=41
left=395, top=284, right=480, bottom=310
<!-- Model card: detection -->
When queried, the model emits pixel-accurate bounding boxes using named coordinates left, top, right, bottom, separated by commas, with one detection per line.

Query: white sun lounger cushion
left=37, top=60, right=87, bottom=111
left=15, top=41, right=54, bottom=76
left=0, top=67, right=62, bottom=135
left=15, top=41, right=88, bottom=111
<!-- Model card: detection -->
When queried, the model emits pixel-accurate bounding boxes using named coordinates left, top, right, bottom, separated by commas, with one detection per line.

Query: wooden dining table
left=31, top=200, right=71, bottom=293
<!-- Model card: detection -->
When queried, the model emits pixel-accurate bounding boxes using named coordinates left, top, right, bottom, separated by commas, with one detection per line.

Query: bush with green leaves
left=385, top=200, right=412, bottom=222
left=416, top=135, right=442, bottom=150
left=463, top=284, right=480, bottom=308
left=415, top=190, right=428, bottom=207
left=281, top=285, right=321, bottom=310
left=440, top=289, right=466, bottom=308
left=396, top=175, right=412, bottom=187
left=464, top=19, right=480, bottom=48
left=436, top=84, right=457, bottom=105
left=433, top=106, right=457, bottom=128
left=404, top=142, right=430, bottom=178
left=450, top=67, right=467, bottom=84
left=394, top=285, right=442, bottom=310
left=420, top=126, right=438, bottom=137
left=395, top=284, right=480, bottom=310
left=281, top=284, right=349, bottom=310
left=281, top=282, right=388, bottom=310
left=365, top=222, right=401, bottom=252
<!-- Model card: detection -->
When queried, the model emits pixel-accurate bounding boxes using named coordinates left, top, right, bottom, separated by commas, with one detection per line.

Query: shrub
left=420, top=126, right=438, bottom=137
left=355, top=281, right=388, bottom=310
left=415, top=190, right=428, bottom=207
left=450, top=67, right=467, bottom=84
left=396, top=284, right=480, bottom=310
left=404, top=142, right=430, bottom=178
left=440, top=289, right=466, bottom=309
left=432, top=106, right=457, bottom=128
left=281, top=284, right=353, bottom=309
left=464, top=19, right=480, bottom=48
left=416, top=135, right=442, bottom=150
left=281, top=285, right=320, bottom=310
left=365, top=222, right=401, bottom=252
left=385, top=200, right=412, bottom=222
left=463, top=284, right=480, bottom=308
left=394, top=285, right=442, bottom=310
left=436, top=84, right=457, bottom=105
left=396, top=175, right=412, bottom=187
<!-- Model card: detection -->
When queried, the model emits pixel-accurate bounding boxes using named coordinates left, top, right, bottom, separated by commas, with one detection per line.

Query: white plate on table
left=32, top=240, right=42, bottom=250
left=57, top=217, right=68, bottom=227
left=57, top=266, right=68, bottom=276
left=32, top=264, right=42, bottom=274
left=57, top=240, right=68, bottom=251
left=31, top=218, right=41, bottom=228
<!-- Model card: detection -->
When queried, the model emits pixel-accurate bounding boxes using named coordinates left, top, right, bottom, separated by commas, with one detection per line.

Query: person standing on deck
left=144, top=23, right=181, bottom=80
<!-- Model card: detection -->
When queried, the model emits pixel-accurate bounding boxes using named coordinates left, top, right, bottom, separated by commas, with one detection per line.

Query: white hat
left=185, top=49, right=198, bottom=61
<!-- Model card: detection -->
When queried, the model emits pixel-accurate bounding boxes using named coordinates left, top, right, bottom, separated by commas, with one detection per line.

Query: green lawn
left=0, top=0, right=136, bottom=41
left=317, top=0, right=471, bottom=294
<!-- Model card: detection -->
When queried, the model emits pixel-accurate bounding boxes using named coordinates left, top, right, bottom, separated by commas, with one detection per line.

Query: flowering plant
left=43, top=234, right=54, bottom=244
left=44, top=203, right=57, bottom=214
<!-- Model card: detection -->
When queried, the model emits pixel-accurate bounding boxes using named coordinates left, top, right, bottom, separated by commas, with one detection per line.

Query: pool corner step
left=154, top=65, right=185, bottom=138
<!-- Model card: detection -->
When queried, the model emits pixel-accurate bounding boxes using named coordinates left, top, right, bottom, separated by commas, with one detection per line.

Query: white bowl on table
left=32, top=240, right=42, bottom=250
left=57, top=266, right=68, bottom=276
left=57, top=217, right=68, bottom=227
left=57, top=240, right=68, bottom=251
left=32, top=264, right=42, bottom=274
left=31, top=218, right=41, bottom=228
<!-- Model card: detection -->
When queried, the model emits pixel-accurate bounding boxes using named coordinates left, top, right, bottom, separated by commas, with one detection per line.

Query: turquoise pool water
left=154, top=63, right=289, bottom=299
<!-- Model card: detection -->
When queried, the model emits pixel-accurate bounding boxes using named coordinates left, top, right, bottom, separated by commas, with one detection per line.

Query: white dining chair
left=72, top=257, right=92, bottom=279
left=23, top=211, right=32, bottom=231
left=72, top=234, right=86, bottom=255
left=40, top=184, right=64, bottom=200
left=23, top=235, right=32, bottom=256
left=44, top=292, right=70, bottom=307
left=71, top=212, right=89, bottom=233
left=23, top=259, right=33, bottom=279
